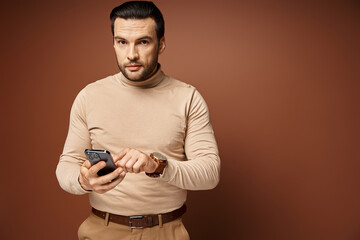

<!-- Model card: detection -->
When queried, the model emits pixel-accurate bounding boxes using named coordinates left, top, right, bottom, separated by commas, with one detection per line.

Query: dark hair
left=110, top=1, right=165, bottom=40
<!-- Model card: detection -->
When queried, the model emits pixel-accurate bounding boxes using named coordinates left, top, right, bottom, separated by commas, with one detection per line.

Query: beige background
left=1, top=0, right=359, bottom=239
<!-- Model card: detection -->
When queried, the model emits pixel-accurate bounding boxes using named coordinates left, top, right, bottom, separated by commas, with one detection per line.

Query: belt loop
left=104, top=212, right=110, bottom=226
left=158, top=214, right=163, bottom=228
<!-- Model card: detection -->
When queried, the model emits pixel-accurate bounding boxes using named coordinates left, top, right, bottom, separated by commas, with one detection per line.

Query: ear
left=158, top=36, right=166, bottom=54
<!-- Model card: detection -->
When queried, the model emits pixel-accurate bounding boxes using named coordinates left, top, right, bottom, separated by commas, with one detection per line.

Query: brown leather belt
left=91, top=205, right=186, bottom=229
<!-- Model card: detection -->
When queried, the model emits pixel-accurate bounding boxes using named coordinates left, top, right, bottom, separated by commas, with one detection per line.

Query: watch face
left=152, top=152, right=167, bottom=161
left=147, top=152, right=167, bottom=178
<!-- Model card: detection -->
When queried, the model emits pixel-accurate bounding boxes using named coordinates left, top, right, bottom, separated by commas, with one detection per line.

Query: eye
left=140, top=40, right=149, bottom=45
left=115, top=39, right=126, bottom=45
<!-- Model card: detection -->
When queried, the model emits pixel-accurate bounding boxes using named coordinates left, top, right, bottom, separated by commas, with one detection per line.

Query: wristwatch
left=146, top=152, right=168, bottom=178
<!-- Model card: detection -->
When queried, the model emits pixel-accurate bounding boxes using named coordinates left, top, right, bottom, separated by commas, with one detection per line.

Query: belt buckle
left=129, top=215, right=144, bottom=229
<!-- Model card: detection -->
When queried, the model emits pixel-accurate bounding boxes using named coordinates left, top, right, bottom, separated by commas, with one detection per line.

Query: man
left=56, top=1, right=220, bottom=239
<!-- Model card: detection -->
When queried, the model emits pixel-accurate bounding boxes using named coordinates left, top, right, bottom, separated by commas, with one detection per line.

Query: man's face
left=113, top=17, right=165, bottom=81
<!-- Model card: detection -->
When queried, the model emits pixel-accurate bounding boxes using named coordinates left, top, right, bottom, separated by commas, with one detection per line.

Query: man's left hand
left=113, top=148, right=158, bottom=173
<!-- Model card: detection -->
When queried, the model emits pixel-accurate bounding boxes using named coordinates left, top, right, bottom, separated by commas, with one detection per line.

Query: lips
left=126, top=64, right=142, bottom=71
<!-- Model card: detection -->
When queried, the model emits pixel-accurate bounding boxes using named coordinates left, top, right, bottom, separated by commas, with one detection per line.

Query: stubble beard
left=116, top=56, right=159, bottom=82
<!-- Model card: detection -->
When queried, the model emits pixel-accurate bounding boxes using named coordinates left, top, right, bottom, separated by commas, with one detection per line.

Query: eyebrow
left=114, top=35, right=153, bottom=41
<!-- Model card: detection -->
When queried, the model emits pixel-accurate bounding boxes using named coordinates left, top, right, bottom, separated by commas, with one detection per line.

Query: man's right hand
left=79, top=160, right=126, bottom=194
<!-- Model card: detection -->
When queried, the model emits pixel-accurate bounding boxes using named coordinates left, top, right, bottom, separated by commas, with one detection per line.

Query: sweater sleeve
left=56, top=89, right=91, bottom=195
left=160, top=89, right=221, bottom=190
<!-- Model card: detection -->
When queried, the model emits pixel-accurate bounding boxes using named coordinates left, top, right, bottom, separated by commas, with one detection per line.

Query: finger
left=80, top=160, right=92, bottom=179
left=113, top=148, right=131, bottom=162
left=80, top=164, right=88, bottom=177
left=125, top=156, right=139, bottom=173
left=108, top=171, right=126, bottom=186
left=116, top=153, right=132, bottom=170
left=132, top=157, right=146, bottom=173
left=82, top=160, right=92, bottom=169
left=96, top=171, right=126, bottom=193
left=88, top=161, right=106, bottom=176
left=98, top=168, right=125, bottom=185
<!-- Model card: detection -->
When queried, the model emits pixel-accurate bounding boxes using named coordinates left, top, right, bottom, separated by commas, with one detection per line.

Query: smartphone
left=84, top=149, right=117, bottom=176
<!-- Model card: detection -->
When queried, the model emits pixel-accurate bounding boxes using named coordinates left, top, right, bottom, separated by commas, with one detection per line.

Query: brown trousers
left=78, top=213, right=190, bottom=240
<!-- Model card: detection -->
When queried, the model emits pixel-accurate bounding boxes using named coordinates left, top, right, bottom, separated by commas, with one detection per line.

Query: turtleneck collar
left=115, top=64, right=165, bottom=88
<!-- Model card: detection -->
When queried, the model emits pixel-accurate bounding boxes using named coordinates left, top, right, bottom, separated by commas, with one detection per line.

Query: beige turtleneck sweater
left=56, top=67, right=220, bottom=216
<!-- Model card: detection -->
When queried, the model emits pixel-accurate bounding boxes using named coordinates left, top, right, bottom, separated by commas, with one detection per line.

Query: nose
left=127, top=44, right=139, bottom=61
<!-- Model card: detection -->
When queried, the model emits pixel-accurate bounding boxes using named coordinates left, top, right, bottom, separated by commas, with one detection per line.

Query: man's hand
left=113, top=148, right=158, bottom=173
left=79, top=160, right=126, bottom=194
